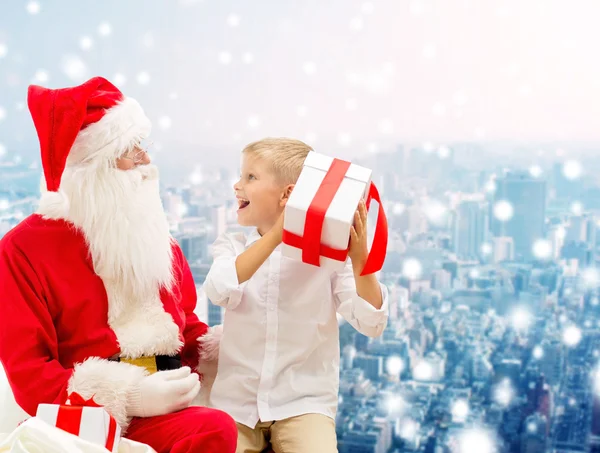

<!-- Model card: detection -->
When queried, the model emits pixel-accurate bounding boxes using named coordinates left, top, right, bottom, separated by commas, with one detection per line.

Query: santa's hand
left=126, top=366, right=201, bottom=418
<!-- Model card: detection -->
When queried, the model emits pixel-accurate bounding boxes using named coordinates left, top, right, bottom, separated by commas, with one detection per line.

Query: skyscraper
left=491, top=172, right=546, bottom=261
left=453, top=200, right=488, bottom=259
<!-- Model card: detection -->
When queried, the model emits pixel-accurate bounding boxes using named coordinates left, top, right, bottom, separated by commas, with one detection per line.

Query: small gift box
left=36, top=393, right=121, bottom=452
left=282, top=151, right=388, bottom=274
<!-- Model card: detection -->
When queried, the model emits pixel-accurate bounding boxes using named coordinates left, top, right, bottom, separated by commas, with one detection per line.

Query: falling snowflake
left=362, top=2, right=374, bottom=14
left=158, top=116, right=172, bottom=130
left=0, top=144, right=6, bottom=157
left=563, top=325, right=582, bottom=347
left=529, top=165, right=543, bottom=178
left=218, top=51, right=232, bottom=65
left=296, top=105, right=308, bottom=117
left=345, top=98, right=358, bottom=111
left=242, top=52, right=254, bottom=64
left=98, top=22, right=112, bottom=36
left=379, top=118, right=394, bottom=134
left=399, top=419, right=419, bottom=441
left=422, top=141, right=435, bottom=152
left=189, top=168, right=202, bottom=185
left=527, top=422, right=537, bottom=433
left=452, top=399, right=470, bottom=423
left=0, top=199, right=9, bottom=210
left=302, top=61, right=317, bottom=76
left=0, top=107, right=6, bottom=122
left=469, top=269, right=480, bottom=279
left=176, top=203, right=188, bottom=217
left=337, top=133, right=351, bottom=147
left=532, top=346, right=544, bottom=359
left=26, top=1, right=41, bottom=15
left=0, top=43, right=7, bottom=59
left=393, top=203, right=406, bottom=215
left=386, top=356, right=404, bottom=375
left=349, top=16, right=364, bottom=31
left=456, top=428, right=497, bottom=453
left=532, top=239, right=552, bottom=260
left=227, top=14, right=241, bottom=27
left=493, top=200, right=514, bottom=222
left=80, top=36, right=93, bottom=51
left=413, top=360, right=433, bottom=380
left=563, top=160, right=582, bottom=180
left=386, top=395, right=406, bottom=415
left=571, top=201, right=583, bottom=215
left=247, top=115, right=260, bottom=129
left=402, top=258, right=422, bottom=280
left=510, top=306, right=532, bottom=331
left=113, top=73, right=127, bottom=87
left=432, top=102, right=445, bottom=116
left=481, top=243, right=492, bottom=255
left=493, top=379, right=514, bottom=407
left=438, top=145, right=451, bottom=159
left=62, top=56, right=88, bottom=81
left=137, top=72, right=151, bottom=85
left=367, top=143, right=379, bottom=154
left=34, top=70, right=49, bottom=83
left=555, top=226, right=567, bottom=240
left=582, top=268, right=600, bottom=288
left=305, top=132, right=317, bottom=144
left=423, top=199, right=448, bottom=226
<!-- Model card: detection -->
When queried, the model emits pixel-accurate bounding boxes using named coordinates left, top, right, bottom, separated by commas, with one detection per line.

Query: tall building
left=453, top=200, right=488, bottom=259
left=492, top=236, right=515, bottom=263
left=491, top=172, right=546, bottom=261
left=520, top=413, right=548, bottom=453
left=566, top=213, right=596, bottom=245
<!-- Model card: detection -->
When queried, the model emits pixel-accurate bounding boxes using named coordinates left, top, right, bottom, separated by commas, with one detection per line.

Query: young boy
left=204, top=138, right=389, bottom=453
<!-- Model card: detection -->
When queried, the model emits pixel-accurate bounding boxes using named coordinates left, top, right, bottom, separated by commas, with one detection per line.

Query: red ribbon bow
left=55, top=392, right=118, bottom=451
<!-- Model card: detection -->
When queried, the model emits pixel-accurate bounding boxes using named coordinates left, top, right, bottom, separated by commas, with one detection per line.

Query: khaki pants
left=236, top=413, right=338, bottom=453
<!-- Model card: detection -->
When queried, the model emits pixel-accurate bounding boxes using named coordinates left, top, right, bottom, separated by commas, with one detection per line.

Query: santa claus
left=0, top=77, right=236, bottom=452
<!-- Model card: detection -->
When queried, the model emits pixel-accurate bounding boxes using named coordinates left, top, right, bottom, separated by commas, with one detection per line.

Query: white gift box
left=37, top=402, right=121, bottom=452
left=282, top=151, right=374, bottom=272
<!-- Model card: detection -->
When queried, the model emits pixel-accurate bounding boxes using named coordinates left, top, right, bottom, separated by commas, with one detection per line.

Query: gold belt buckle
left=120, top=356, right=158, bottom=374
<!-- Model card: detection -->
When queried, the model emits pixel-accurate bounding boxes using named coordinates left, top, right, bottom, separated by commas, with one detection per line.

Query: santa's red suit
left=0, top=77, right=236, bottom=453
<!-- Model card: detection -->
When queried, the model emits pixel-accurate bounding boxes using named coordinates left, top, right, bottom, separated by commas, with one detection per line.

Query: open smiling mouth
left=238, top=198, right=250, bottom=209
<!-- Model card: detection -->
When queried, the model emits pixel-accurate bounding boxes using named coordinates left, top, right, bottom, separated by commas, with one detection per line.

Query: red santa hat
left=28, top=76, right=151, bottom=219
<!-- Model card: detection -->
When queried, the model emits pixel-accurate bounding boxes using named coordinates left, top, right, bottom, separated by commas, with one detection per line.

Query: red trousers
left=125, top=406, right=237, bottom=453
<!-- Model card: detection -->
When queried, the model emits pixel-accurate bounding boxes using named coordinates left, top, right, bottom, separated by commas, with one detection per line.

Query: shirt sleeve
left=332, top=261, right=389, bottom=338
left=203, top=233, right=247, bottom=310
left=174, top=245, right=209, bottom=373
left=0, top=242, right=73, bottom=416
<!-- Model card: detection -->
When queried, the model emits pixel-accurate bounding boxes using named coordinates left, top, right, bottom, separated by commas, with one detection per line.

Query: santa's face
left=59, top=156, right=173, bottom=297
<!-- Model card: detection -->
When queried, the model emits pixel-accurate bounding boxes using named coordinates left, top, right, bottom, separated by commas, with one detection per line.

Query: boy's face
left=234, top=153, right=287, bottom=234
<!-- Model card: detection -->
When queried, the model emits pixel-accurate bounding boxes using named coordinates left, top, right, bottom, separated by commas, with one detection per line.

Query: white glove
left=126, top=366, right=200, bottom=418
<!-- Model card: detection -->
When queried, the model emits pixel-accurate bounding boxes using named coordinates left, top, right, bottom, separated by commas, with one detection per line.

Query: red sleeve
left=176, top=247, right=209, bottom=373
left=0, top=242, right=73, bottom=416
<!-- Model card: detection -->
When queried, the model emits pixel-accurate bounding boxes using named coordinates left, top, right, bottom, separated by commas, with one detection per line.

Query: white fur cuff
left=67, top=357, right=148, bottom=430
left=198, top=324, right=223, bottom=362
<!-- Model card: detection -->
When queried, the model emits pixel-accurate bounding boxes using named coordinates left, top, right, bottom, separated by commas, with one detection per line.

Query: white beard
left=58, top=163, right=182, bottom=357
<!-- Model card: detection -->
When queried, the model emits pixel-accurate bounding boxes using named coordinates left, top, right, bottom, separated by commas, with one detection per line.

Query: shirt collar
left=245, top=228, right=262, bottom=247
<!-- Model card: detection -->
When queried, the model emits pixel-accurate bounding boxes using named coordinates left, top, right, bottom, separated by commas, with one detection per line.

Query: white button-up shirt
left=203, top=230, right=389, bottom=428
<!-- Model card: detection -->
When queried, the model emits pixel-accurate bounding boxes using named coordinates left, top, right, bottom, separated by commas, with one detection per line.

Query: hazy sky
left=0, top=0, right=599, bottom=161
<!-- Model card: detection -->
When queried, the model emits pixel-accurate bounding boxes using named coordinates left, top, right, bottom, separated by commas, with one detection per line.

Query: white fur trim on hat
left=67, top=97, right=152, bottom=165
left=37, top=190, right=70, bottom=220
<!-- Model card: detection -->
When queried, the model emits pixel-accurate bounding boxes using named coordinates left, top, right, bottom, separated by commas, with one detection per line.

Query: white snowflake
left=399, top=419, right=419, bottom=441
left=456, top=428, right=497, bottom=453
left=438, top=145, right=451, bottom=159
left=571, top=201, right=583, bottom=215
left=493, top=200, right=514, bottom=222
left=367, top=142, right=379, bottom=154
left=62, top=56, right=88, bottom=81
left=296, top=105, right=308, bottom=117
left=26, top=1, right=41, bottom=15
left=0, top=143, right=6, bottom=157
left=0, top=43, right=7, bottom=59
left=158, top=116, right=172, bottom=130
left=563, top=160, right=582, bottom=180
left=305, top=132, right=317, bottom=144
left=402, top=258, right=422, bottom=280
left=189, top=168, right=202, bottom=185
left=349, top=16, right=364, bottom=31
left=227, top=14, right=241, bottom=27
left=379, top=118, right=394, bottom=134
left=432, top=102, right=445, bottom=116
left=386, top=356, right=404, bottom=375
left=0, top=107, right=6, bottom=122
left=302, top=62, right=317, bottom=76
left=481, top=243, right=492, bottom=255
left=494, top=379, right=514, bottom=407
left=98, top=22, right=112, bottom=37
left=393, top=203, right=406, bottom=215
left=474, top=128, right=487, bottom=139
left=247, top=115, right=261, bottom=129
left=582, top=268, right=600, bottom=288
left=137, top=72, right=151, bottom=85
left=563, top=325, right=582, bottom=347
left=529, top=165, right=543, bottom=178
left=423, top=199, right=447, bottom=226
left=176, top=203, right=188, bottom=217
left=510, top=306, right=532, bottom=331
left=34, top=70, right=49, bottom=84
left=345, top=98, right=358, bottom=111
left=113, top=73, right=127, bottom=87
left=0, top=199, right=9, bottom=210
left=452, top=399, right=469, bottom=423
left=423, top=141, right=435, bottom=153
left=532, top=345, right=544, bottom=359
left=413, top=361, right=433, bottom=380
left=218, top=51, right=232, bottom=65
left=337, top=133, right=351, bottom=147
left=80, top=36, right=93, bottom=51
left=242, top=52, right=254, bottom=64
left=386, top=395, right=405, bottom=415
left=532, top=239, right=552, bottom=260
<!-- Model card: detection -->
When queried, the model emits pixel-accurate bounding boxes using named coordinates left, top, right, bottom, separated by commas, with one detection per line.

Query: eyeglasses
left=120, top=140, right=153, bottom=165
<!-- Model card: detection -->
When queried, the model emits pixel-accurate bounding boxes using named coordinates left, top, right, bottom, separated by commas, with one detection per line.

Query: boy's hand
left=348, top=200, right=369, bottom=270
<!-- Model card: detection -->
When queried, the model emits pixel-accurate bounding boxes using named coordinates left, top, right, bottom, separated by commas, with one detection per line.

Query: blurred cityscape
left=3, top=141, right=600, bottom=453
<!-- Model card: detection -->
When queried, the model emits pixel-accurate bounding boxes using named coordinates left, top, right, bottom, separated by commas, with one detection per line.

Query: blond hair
left=242, top=137, right=313, bottom=185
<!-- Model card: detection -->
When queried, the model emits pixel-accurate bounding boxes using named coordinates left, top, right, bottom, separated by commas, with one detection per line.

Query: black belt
left=108, top=354, right=182, bottom=374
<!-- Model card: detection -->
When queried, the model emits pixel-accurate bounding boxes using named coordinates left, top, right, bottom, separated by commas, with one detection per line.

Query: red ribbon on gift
left=55, top=392, right=118, bottom=451
left=282, top=157, right=388, bottom=276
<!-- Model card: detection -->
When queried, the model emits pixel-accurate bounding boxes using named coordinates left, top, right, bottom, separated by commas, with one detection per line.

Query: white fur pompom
left=198, top=324, right=223, bottom=361
left=37, top=190, right=70, bottom=220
